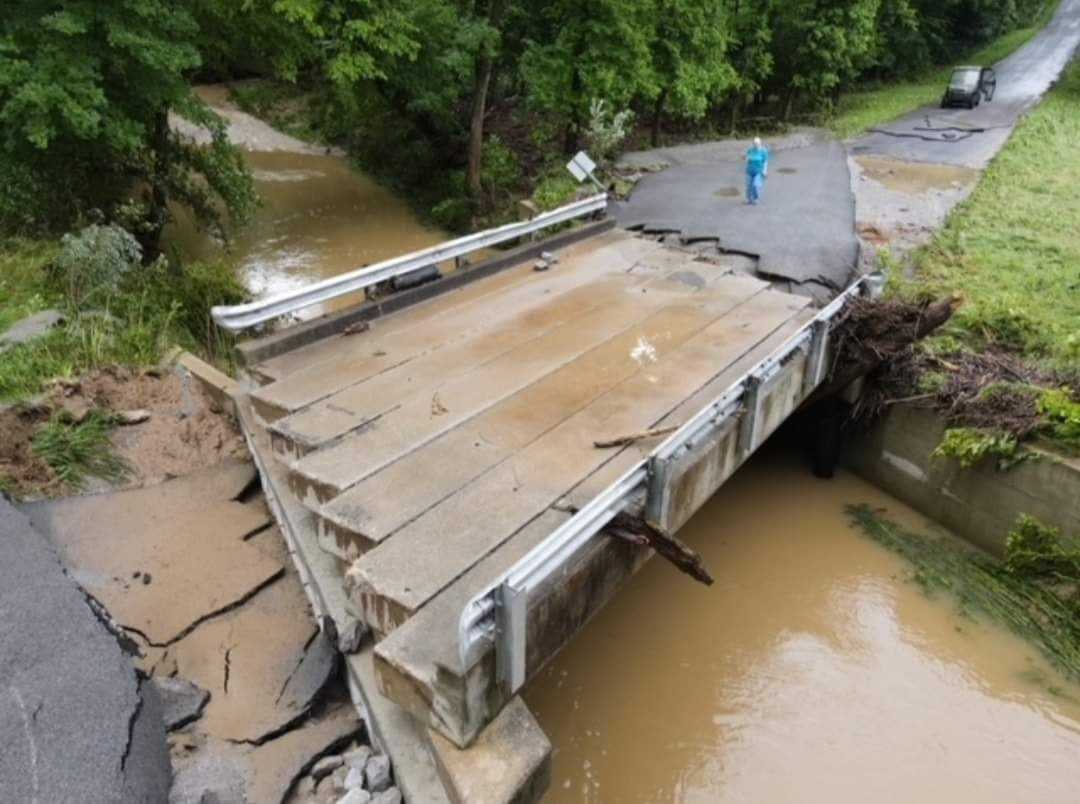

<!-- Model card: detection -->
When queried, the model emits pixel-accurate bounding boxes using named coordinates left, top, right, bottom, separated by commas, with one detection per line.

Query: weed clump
left=932, top=427, right=1028, bottom=470
left=30, top=411, right=128, bottom=488
left=848, top=505, right=1080, bottom=683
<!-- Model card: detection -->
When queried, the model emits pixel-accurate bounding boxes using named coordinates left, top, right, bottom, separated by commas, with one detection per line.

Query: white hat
left=753, top=136, right=763, bottom=148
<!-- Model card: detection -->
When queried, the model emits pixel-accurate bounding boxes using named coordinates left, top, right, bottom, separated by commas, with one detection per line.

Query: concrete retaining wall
left=843, top=403, right=1080, bottom=555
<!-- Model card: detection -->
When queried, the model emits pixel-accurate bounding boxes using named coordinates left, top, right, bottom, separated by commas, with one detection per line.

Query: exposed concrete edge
left=843, top=403, right=1080, bottom=555
left=235, top=218, right=617, bottom=367
left=164, top=346, right=240, bottom=416
left=232, top=391, right=452, bottom=804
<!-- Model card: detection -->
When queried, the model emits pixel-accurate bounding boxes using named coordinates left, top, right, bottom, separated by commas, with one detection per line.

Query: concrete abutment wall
left=843, top=403, right=1080, bottom=555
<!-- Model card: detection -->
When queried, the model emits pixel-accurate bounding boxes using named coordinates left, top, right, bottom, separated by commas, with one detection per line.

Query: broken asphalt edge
left=232, top=392, right=454, bottom=804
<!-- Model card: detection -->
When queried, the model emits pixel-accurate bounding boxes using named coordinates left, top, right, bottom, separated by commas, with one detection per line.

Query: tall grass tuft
left=30, top=411, right=128, bottom=488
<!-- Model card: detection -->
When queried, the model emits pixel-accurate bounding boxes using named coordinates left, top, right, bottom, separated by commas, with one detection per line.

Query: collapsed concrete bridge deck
left=225, top=215, right=869, bottom=803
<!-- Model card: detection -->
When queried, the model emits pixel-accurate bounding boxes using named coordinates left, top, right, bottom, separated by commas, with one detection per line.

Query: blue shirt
left=746, top=146, right=768, bottom=176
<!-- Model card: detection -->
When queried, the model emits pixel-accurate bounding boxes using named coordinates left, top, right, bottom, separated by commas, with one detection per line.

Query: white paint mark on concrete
left=630, top=336, right=658, bottom=365
left=882, top=450, right=927, bottom=482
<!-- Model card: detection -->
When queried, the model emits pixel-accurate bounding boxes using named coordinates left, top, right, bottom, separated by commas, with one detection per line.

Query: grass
left=31, top=411, right=128, bottom=488
left=0, top=238, right=245, bottom=403
left=848, top=504, right=1080, bottom=684
left=828, top=4, right=1059, bottom=138
left=902, top=57, right=1080, bottom=371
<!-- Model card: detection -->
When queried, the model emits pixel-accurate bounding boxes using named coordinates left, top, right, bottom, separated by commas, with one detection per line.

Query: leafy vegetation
left=0, top=0, right=256, bottom=247
left=1037, top=389, right=1080, bottom=453
left=848, top=505, right=1080, bottom=684
left=908, top=57, right=1080, bottom=372
left=0, top=233, right=245, bottom=402
left=31, top=411, right=129, bottom=488
left=189, top=0, right=1051, bottom=227
left=932, top=427, right=1029, bottom=470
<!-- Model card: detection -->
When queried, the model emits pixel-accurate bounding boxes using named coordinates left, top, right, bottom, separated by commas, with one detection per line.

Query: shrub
left=932, top=427, right=1028, bottom=470
left=586, top=99, right=634, bottom=161
left=54, top=223, right=142, bottom=309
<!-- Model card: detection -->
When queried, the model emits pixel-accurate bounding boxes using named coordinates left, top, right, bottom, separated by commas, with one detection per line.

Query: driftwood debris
left=807, top=292, right=960, bottom=406
left=593, top=424, right=679, bottom=449
left=607, top=511, right=714, bottom=586
left=556, top=500, right=715, bottom=586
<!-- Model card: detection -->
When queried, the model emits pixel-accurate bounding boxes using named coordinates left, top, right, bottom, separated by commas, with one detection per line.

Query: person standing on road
left=745, top=137, right=769, bottom=205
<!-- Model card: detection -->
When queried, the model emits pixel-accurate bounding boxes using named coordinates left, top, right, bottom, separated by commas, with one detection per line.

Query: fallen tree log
left=553, top=503, right=714, bottom=586
left=607, top=511, right=714, bottom=586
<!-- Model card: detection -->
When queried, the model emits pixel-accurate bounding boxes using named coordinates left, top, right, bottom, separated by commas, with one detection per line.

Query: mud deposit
left=0, top=366, right=242, bottom=497
left=856, top=155, right=978, bottom=195
left=526, top=450, right=1080, bottom=804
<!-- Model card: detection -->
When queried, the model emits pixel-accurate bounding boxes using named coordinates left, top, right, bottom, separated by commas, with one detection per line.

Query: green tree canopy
left=0, top=0, right=256, bottom=247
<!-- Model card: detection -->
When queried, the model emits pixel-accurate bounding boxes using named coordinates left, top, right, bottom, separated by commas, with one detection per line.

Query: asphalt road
left=0, top=499, right=171, bottom=803
left=618, top=0, right=1080, bottom=295
left=616, top=137, right=858, bottom=293
left=852, top=0, right=1080, bottom=167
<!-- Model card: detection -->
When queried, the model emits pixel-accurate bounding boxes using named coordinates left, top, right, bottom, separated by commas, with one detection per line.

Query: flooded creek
left=168, top=87, right=443, bottom=319
left=526, top=449, right=1080, bottom=804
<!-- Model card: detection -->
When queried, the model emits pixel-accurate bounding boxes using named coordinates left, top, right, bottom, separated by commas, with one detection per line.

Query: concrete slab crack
left=223, top=647, right=233, bottom=695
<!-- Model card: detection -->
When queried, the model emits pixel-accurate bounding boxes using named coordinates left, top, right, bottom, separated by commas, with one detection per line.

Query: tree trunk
left=141, top=110, right=171, bottom=263
left=465, top=0, right=506, bottom=206
left=563, top=68, right=584, bottom=156
left=651, top=89, right=668, bottom=148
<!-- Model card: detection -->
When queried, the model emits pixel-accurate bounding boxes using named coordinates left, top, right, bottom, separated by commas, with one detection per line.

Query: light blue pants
left=745, top=172, right=763, bottom=204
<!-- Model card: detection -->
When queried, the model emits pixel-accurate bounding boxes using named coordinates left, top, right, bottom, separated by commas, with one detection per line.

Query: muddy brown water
left=526, top=450, right=1080, bottom=803
left=855, top=155, right=978, bottom=195
left=168, top=88, right=444, bottom=320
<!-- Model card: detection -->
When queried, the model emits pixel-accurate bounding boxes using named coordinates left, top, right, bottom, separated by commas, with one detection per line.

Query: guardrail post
left=801, top=319, right=829, bottom=397
left=737, top=375, right=763, bottom=457
left=645, top=455, right=671, bottom=531
left=495, top=582, right=527, bottom=693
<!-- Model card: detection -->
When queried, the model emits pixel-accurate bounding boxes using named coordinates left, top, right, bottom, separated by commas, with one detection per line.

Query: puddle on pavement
left=713, top=186, right=740, bottom=198
left=856, top=155, right=978, bottom=195
left=526, top=449, right=1080, bottom=804
left=167, top=89, right=444, bottom=320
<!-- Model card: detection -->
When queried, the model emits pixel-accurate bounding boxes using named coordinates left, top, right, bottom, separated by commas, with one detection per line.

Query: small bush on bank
left=54, top=223, right=142, bottom=309
left=0, top=234, right=247, bottom=402
left=31, top=411, right=128, bottom=488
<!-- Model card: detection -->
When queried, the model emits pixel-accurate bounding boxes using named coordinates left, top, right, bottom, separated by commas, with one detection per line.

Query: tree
left=724, top=0, right=774, bottom=132
left=0, top=0, right=256, bottom=249
left=520, top=0, right=658, bottom=154
left=770, top=0, right=881, bottom=116
left=467, top=0, right=506, bottom=205
left=650, top=0, right=736, bottom=146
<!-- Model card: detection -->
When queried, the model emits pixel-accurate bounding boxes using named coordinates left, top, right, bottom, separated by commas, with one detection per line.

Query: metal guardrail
left=211, top=194, right=609, bottom=331
left=457, top=273, right=879, bottom=691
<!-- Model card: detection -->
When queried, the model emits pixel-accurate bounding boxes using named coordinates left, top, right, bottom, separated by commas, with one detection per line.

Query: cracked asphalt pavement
left=617, top=0, right=1080, bottom=296
left=0, top=499, right=171, bottom=804
left=616, top=136, right=858, bottom=295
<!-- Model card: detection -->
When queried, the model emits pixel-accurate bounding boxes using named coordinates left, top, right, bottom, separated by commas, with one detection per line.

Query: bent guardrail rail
left=457, top=273, right=881, bottom=692
left=211, top=193, right=610, bottom=331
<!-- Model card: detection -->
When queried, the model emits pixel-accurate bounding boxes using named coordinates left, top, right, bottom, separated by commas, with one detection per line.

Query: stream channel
left=172, top=89, right=1080, bottom=803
